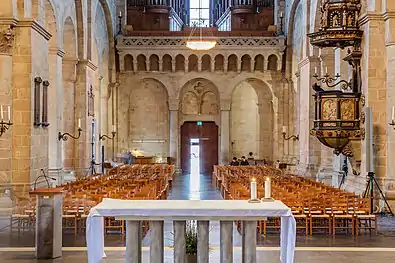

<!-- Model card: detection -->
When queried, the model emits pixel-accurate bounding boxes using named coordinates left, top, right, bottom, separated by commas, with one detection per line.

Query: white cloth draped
left=86, top=199, right=296, bottom=263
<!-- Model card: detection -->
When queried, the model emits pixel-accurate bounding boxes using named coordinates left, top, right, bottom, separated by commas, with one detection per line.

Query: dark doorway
left=180, top=121, right=219, bottom=174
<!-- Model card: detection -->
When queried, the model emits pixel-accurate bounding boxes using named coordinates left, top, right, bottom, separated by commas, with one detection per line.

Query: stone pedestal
left=29, top=188, right=64, bottom=259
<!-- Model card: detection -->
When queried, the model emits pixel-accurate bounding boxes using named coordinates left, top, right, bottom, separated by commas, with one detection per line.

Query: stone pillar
left=211, top=59, right=215, bottom=72
left=250, top=58, right=255, bottom=72
left=220, top=99, right=231, bottom=165
left=384, top=3, right=395, bottom=207
left=133, top=60, right=138, bottom=73
left=197, top=221, right=209, bottom=263
left=174, top=221, right=186, bottom=263
left=126, top=221, right=142, bottom=263
left=146, top=58, right=150, bottom=72
left=220, top=221, right=233, bottom=263
left=169, top=99, right=180, bottom=166
left=296, top=56, right=322, bottom=177
left=0, top=24, right=14, bottom=192
left=242, top=221, right=256, bottom=263
left=237, top=58, right=241, bottom=73
left=150, top=221, right=164, bottom=263
left=198, top=58, right=202, bottom=72
left=159, top=59, right=163, bottom=72
left=224, top=58, right=228, bottom=73
left=172, top=60, right=176, bottom=72
left=185, top=59, right=189, bottom=73
left=74, top=60, right=97, bottom=176
left=62, top=58, right=77, bottom=170
left=48, top=49, right=64, bottom=179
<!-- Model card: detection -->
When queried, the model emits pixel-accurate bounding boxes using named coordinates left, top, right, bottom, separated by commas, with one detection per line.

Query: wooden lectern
left=29, top=188, right=63, bottom=259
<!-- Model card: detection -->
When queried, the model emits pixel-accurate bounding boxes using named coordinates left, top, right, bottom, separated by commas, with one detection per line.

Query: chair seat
left=357, top=215, right=375, bottom=219
left=334, top=214, right=353, bottom=218
left=311, top=214, right=330, bottom=218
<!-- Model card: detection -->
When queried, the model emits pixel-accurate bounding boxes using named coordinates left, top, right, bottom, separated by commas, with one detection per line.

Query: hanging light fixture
left=185, top=0, right=216, bottom=51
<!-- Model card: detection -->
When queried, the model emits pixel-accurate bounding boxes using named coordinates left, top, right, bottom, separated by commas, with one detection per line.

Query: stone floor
left=0, top=165, right=394, bottom=262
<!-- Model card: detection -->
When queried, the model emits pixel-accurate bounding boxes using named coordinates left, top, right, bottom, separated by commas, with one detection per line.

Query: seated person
left=240, top=156, right=249, bottom=166
left=230, top=157, right=239, bottom=166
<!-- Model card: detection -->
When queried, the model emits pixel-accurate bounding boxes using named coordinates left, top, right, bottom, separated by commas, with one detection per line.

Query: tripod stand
left=339, top=157, right=348, bottom=189
left=363, top=172, right=394, bottom=215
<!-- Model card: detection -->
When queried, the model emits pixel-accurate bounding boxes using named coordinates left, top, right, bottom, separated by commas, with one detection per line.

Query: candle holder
left=389, top=120, right=395, bottom=129
left=313, top=72, right=351, bottom=91
left=0, top=120, right=12, bottom=137
left=248, top=198, right=261, bottom=203
left=58, top=128, right=82, bottom=141
left=99, top=131, right=116, bottom=141
left=261, top=197, right=275, bottom=202
left=282, top=132, right=299, bottom=141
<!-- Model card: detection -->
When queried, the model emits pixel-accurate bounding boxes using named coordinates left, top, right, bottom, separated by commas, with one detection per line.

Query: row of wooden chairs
left=10, top=164, right=175, bottom=236
left=214, top=165, right=377, bottom=236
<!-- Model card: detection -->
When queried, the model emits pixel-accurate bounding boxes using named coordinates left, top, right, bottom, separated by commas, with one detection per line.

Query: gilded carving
left=322, top=99, right=337, bottom=120
left=340, top=99, right=355, bottom=120
left=0, top=25, right=15, bottom=54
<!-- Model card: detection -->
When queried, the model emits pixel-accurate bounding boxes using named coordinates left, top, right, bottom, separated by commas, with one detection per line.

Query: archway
left=61, top=17, right=78, bottom=170
left=179, top=79, right=220, bottom=174
left=46, top=0, right=60, bottom=173
left=127, top=79, right=169, bottom=158
left=231, top=79, right=274, bottom=161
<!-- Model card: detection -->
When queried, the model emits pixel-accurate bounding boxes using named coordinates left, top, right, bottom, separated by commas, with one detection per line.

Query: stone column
left=224, top=58, right=228, bottom=73
left=146, top=58, right=150, bottom=72
left=220, top=221, right=233, bottom=263
left=250, top=58, right=255, bottom=72
left=242, top=221, right=256, bottom=263
left=185, top=59, right=189, bottom=73
left=220, top=99, right=231, bottom=165
left=0, top=24, right=14, bottom=192
left=150, top=221, right=164, bottom=263
left=384, top=4, right=395, bottom=207
left=74, top=60, right=97, bottom=176
left=159, top=59, right=163, bottom=72
left=197, top=221, right=209, bottom=263
left=133, top=60, right=138, bottom=73
left=168, top=99, right=180, bottom=166
left=172, top=60, right=176, bottom=72
left=211, top=59, right=215, bottom=72
left=126, top=221, right=142, bottom=263
left=174, top=221, right=186, bottom=263
left=296, top=56, right=322, bottom=177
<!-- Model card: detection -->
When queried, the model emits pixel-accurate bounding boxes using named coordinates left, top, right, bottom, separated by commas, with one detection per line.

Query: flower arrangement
left=185, top=220, right=198, bottom=255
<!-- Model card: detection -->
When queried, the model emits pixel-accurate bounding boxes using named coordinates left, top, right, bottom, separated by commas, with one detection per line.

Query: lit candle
left=0, top=105, right=3, bottom=120
left=392, top=106, right=395, bottom=122
left=265, top=177, right=271, bottom=199
left=282, top=126, right=286, bottom=134
left=314, top=67, right=317, bottom=74
left=78, top=118, right=81, bottom=129
left=112, top=125, right=116, bottom=132
left=119, top=11, right=122, bottom=17
left=280, top=12, right=283, bottom=18
left=325, top=67, right=328, bottom=74
left=7, top=105, right=10, bottom=121
left=250, top=178, right=257, bottom=200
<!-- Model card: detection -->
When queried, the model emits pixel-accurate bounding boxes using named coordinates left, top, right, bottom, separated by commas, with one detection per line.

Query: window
left=190, top=0, right=210, bottom=27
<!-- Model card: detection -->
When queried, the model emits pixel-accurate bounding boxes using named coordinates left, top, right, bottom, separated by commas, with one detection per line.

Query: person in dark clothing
left=230, top=157, right=239, bottom=166
left=240, top=156, right=249, bottom=166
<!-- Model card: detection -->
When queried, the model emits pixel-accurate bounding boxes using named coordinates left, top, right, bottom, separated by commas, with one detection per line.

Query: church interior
left=0, top=0, right=394, bottom=262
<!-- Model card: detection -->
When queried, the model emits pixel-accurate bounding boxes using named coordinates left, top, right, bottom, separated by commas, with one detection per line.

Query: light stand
left=279, top=14, right=284, bottom=35
left=363, top=172, right=394, bottom=216
left=86, top=120, right=100, bottom=177
left=99, top=131, right=116, bottom=174
left=118, top=12, right=122, bottom=34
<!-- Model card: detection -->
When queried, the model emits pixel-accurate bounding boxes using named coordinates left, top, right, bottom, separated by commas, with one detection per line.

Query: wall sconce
left=0, top=105, right=12, bottom=137
left=58, top=118, right=82, bottom=141
left=282, top=126, right=299, bottom=141
left=100, top=126, right=116, bottom=141
left=390, top=106, right=395, bottom=129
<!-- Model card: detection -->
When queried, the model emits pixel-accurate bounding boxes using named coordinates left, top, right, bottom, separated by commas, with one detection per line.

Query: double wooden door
left=180, top=121, right=218, bottom=174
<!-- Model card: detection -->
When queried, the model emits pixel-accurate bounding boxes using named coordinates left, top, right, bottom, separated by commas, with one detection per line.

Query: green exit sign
left=197, top=121, right=202, bottom=126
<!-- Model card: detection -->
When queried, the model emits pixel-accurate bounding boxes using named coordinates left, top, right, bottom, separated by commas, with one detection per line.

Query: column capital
left=220, top=99, right=231, bottom=111
left=168, top=98, right=180, bottom=111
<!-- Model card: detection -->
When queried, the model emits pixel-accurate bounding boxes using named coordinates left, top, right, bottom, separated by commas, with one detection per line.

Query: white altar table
left=86, top=198, right=296, bottom=263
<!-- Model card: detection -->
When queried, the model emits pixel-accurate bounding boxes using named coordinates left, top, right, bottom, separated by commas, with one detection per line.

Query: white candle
left=112, top=125, right=116, bottom=132
left=280, top=12, right=283, bottom=18
left=7, top=105, right=10, bottom=121
left=392, top=106, right=395, bottom=122
left=78, top=118, right=81, bottom=129
left=282, top=126, right=286, bottom=134
left=119, top=11, right=122, bottom=17
left=325, top=67, right=328, bottom=74
left=250, top=178, right=257, bottom=200
left=314, top=67, right=317, bottom=74
left=0, top=105, right=3, bottom=120
left=265, top=177, right=271, bottom=199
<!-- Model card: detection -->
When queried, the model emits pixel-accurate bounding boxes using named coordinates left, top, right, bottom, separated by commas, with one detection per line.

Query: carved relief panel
left=181, top=81, right=219, bottom=115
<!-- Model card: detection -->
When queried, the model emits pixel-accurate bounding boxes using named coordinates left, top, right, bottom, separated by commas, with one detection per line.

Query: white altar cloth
left=86, top=198, right=296, bottom=263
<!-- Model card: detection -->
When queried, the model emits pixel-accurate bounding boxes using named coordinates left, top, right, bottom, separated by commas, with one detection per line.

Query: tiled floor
left=0, top=165, right=394, bottom=262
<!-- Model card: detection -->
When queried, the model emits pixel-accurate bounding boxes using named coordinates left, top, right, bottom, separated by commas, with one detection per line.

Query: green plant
left=185, top=220, right=197, bottom=255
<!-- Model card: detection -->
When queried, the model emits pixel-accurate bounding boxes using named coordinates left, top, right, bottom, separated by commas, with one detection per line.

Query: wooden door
left=180, top=121, right=219, bottom=174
